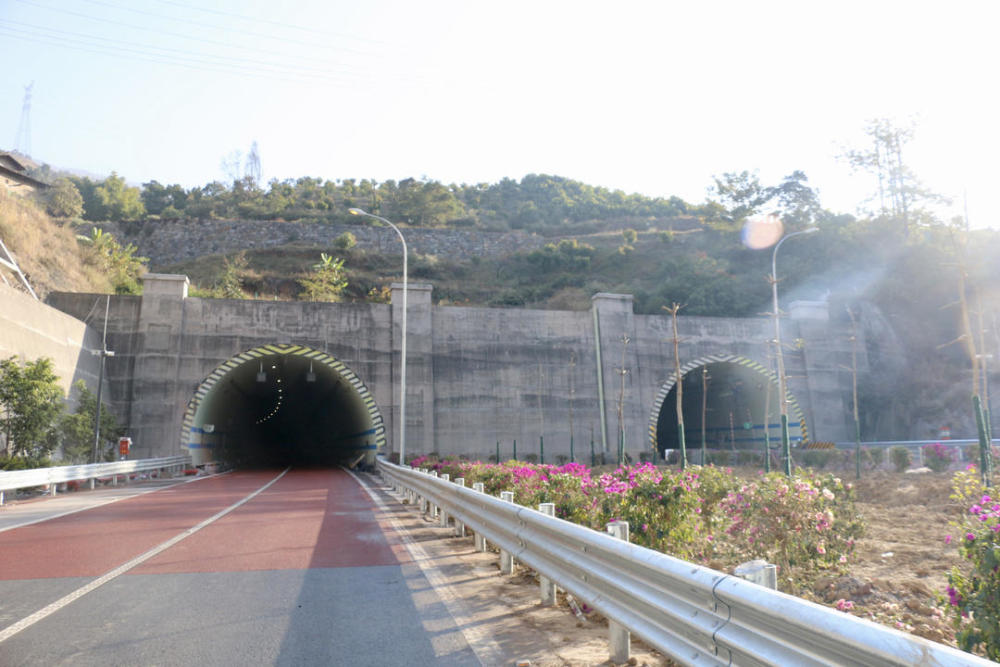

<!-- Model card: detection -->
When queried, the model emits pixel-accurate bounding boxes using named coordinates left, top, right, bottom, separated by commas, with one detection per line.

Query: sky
left=2, top=0, right=999, bottom=227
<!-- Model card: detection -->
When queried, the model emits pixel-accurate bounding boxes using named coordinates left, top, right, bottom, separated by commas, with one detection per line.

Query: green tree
left=79, top=228, right=148, bottom=294
left=840, top=118, right=945, bottom=234
left=141, top=180, right=187, bottom=217
left=59, top=380, right=120, bottom=463
left=93, top=172, right=145, bottom=221
left=0, top=357, right=64, bottom=459
left=299, top=253, right=348, bottom=302
left=43, top=178, right=84, bottom=218
left=216, top=252, right=249, bottom=299
left=709, top=170, right=771, bottom=228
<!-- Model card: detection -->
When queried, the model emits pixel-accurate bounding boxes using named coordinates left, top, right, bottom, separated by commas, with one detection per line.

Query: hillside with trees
left=3, top=119, right=998, bottom=443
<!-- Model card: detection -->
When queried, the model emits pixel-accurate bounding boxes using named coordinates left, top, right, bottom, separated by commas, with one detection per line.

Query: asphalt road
left=0, top=469, right=483, bottom=666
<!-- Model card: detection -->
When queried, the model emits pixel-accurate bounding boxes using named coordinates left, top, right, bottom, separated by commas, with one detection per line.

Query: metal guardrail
left=0, top=456, right=192, bottom=503
left=833, top=439, right=998, bottom=450
left=378, top=459, right=990, bottom=666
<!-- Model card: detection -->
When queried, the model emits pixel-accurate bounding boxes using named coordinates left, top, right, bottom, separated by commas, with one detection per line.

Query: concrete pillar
left=789, top=300, right=851, bottom=443
left=131, top=274, right=191, bottom=460
left=392, top=282, right=434, bottom=458
left=606, top=520, right=631, bottom=664
left=591, top=293, right=639, bottom=459
left=538, top=503, right=557, bottom=604
left=499, top=491, right=515, bottom=574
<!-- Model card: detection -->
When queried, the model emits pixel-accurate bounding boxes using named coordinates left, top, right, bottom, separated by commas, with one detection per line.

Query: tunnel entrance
left=181, top=344, right=385, bottom=469
left=649, top=355, right=806, bottom=462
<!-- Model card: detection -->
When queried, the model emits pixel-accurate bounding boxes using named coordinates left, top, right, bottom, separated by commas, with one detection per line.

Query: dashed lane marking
left=0, top=468, right=289, bottom=645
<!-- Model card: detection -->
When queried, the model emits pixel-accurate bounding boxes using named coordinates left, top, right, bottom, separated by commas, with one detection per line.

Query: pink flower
left=966, top=533, right=976, bottom=542
left=944, top=535, right=952, bottom=544
left=835, top=599, right=854, bottom=611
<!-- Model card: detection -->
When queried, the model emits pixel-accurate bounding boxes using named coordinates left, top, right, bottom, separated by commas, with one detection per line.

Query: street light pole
left=91, top=295, right=115, bottom=463
left=771, top=227, right=818, bottom=476
left=349, top=208, right=408, bottom=466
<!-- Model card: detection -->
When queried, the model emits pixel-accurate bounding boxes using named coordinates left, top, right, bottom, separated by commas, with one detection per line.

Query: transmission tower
left=14, top=82, right=33, bottom=157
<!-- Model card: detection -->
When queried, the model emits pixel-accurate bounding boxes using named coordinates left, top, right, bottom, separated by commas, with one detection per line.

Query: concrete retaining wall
left=46, top=278, right=856, bottom=462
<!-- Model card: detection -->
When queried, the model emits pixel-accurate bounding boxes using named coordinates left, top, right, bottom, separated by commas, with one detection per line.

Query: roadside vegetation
left=0, top=357, right=121, bottom=469
left=409, top=454, right=1000, bottom=659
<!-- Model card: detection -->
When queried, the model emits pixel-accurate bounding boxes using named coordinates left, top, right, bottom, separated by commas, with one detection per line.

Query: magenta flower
left=944, top=534, right=952, bottom=544
left=966, top=533, right=976, bottom=542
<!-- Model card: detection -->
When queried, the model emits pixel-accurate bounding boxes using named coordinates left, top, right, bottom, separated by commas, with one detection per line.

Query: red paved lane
left=135, top=468, right=409, bottom=574
left=0, top=472, right=281, bottom=581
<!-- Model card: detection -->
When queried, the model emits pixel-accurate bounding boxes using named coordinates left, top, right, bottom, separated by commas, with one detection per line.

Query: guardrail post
left=429, top=471, right=439, bottom=519
left=0, top=491, right=4, bottom=506
left=49, top=483, right=58, bottom=497
left=454, top=478, right=466, bottom=536
left=733, top=559, right=777, bottom=590
left=538, top=503, right=557, bottom=605
left=606, top=520, right=631, bottom=664
left=90, top=477, right=96, bottom=490
left=472, top=482, right=487, bottom=551
left=499, top=491, right=516, bottom=574
left=439, top=474, right=451, bottom=527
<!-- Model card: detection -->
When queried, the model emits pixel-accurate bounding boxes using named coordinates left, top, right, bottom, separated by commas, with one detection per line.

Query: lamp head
left=348, top=207, right=366, bottom=216
left=803, top=227, right=819, bottom=234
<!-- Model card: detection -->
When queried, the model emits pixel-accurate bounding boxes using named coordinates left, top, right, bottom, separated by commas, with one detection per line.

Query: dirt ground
left=818, top=469, right=962, bottom=645
left=376, top=468, right=972, bottom=666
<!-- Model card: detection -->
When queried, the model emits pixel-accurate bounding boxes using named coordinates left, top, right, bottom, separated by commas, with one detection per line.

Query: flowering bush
left=923, top=442, right=955, bottom=473
left=889, top=446, right=911, bottom=473
left=715, top=472, right=863, bottom=589
left=409, top=458, right=861, bottom=590
left=945, top=465, right=1000, bottom=659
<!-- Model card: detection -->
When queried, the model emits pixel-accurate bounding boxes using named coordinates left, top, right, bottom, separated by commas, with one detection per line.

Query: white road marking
left=0, top=468, right=289, bottom=645
left=348, top=468, right=505, bottom=667
left=0, top=474, right=218, bottom=534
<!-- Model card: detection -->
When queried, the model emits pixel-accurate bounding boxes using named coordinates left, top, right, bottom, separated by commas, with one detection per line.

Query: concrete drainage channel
left=378, top=460, right=991, bottom=667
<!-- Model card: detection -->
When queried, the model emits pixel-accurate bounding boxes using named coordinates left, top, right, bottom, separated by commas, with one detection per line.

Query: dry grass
left=0, top=189, right=110, bottom=297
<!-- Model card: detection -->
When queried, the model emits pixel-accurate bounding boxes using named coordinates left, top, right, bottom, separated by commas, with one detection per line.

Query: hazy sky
left=2, top=0, right=998, bottom=226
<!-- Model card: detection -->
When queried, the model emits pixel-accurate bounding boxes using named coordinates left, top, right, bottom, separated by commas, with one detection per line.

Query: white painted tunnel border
left=179, top=343, right=386, bottom=459
left=647, top=353, right=808, bottom=451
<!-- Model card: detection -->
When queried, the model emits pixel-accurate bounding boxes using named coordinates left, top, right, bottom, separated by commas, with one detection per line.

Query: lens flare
left=742, top=215, right=784, bottom=250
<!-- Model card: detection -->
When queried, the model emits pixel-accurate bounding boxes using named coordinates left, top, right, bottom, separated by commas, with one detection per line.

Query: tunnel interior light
left=306, top=361, right=316, bottom=383
left=256, top=362, right=266, bottom=383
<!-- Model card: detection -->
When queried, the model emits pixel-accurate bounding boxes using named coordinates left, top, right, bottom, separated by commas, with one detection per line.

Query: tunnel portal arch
left=648, top=354, right=807, bottom=458
left=180, top=343, right=385, bottom=468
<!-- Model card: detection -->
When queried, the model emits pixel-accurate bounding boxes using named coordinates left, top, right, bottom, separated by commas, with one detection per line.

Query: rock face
left=89, top=219, right=547, bottom=266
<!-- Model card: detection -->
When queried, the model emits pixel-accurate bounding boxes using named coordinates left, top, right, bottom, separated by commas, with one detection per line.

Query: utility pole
left=846, top=306, right=862, bottom=479
left=616, top=334, right=629, bottom=465
left=91, top=296, right=115, bottom=463
left=568, top=352, right=576, bottom=463
left=664, top=303, right=686, bottom=469
left=701, top=367, right=709, bottom=466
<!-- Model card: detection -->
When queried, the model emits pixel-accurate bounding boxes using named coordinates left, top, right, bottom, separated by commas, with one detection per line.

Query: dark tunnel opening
left=655, top=361, right=802, bottom=460
left=184, top=348, right=383, bottom=469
